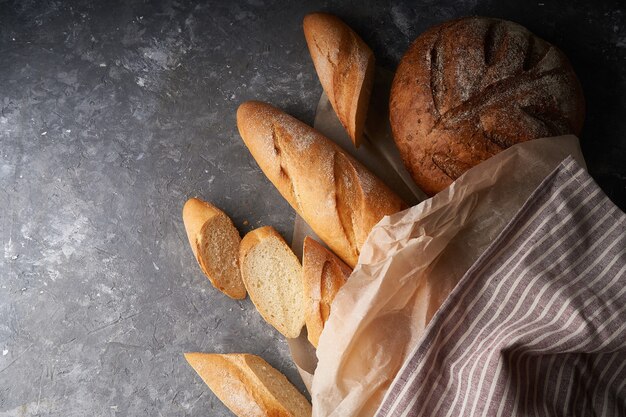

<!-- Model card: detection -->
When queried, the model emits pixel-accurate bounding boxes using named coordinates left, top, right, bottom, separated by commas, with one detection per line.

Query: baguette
left=184, top=352, right=312, bottom=417
left=302, top=237, right=352, bottom=347
left=239, top=226, right=305, bottom=338
left=182, top=197, right=246, bottom=299
left=236, top=101, right=406, bottom=267
left=303, top=12, right=375, bottom=147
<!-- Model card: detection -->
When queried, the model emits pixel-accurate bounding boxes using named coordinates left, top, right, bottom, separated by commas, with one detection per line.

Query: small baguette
left=182, top=198, right=246, bottom=299
left=185, top=352, right=311, bottom=417
left=302, top=237, right=352, bottom=347
left=237, top=101, right=406, bottom=267
left=239, top=226, right=305, bottom=338
left=303, top=13, right=375, bottom=148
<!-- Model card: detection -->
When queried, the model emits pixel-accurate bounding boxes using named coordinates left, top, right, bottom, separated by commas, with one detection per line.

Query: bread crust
left=303, top=12, right=375, bottom=147
left=184, top=352, right=312, bottom=417
left=390, top=17, right=585, bottom=195
left=238, top=225, right=282, bottom=262
left=237, top=101, right=406, bottom=267
left=182, top=198, right=246, bottom=299
left=302, top=237, right=352, bottom=347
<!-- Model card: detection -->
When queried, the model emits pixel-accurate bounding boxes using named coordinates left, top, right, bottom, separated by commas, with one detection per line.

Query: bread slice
left=302, top=237, right=352, bottom=347
left=182, top=197, right=246, bottom=299
left=239, top=226, right=305, bottom=338
left=303, top=12, right=375, bottom=147
left=184, top=352, right=311, bottom=417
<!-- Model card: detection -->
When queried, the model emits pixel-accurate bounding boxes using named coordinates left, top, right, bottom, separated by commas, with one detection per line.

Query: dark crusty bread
left=236, top=101, right=406, bottom=268
left=390, top=17, right=585, bottom=195
left=303, top=12, right=375, bottom=148
left=302, top=237, right=352, bottom=347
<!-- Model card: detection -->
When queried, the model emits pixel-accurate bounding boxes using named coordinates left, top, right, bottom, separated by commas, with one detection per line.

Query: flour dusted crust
left=237, top=101, right=406, bottom=268
left=390, top=17, right=585, bottom=195
left=303, top=12, right=375, bottom=147
left=184, top=353, right=312, bottom=417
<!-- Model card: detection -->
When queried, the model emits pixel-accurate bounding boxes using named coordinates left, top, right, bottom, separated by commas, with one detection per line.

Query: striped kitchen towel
left=375, top=156, right=626, bottom=417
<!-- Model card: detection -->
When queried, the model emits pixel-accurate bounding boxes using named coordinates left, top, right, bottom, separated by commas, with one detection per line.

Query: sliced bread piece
left=182, top=197, right=246, bottom=299
left=239, top=226, right=305, bottom=338
left=302, top=237, right=352, bottom=347
left=184, top=352, right=311, bottom=417
left=303, top=12, right=375, bottom=147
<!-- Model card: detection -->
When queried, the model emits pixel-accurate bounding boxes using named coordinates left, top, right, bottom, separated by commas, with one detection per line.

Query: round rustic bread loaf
left=390, top=17, right=585, bottom=196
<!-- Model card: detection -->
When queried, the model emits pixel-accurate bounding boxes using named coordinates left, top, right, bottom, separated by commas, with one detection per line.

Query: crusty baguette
left=237, top=101, right=406, bottom=268
left=184, top=352, right=311, bottom=417
left=239, top=226, right=305, bottom=338
left=302, top=237, right=352, bottom=347
left=182, top=197, right=246, bottom=299
left=303, top=12, right=375, bottom=147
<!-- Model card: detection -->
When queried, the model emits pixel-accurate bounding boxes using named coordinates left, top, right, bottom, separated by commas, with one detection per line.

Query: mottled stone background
left=0, top=0, right=624, bottom=415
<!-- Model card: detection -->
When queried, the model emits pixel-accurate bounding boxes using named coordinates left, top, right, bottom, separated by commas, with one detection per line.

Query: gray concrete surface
left=0, top=0, right=624, bottom=415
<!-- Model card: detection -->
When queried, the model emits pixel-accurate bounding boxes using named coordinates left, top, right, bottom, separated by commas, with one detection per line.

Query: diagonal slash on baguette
left=303, top=12, right=375, bottom=148
left=185, top=352, right=311, bottom=417
left=236, top=101, right=406, bottom=268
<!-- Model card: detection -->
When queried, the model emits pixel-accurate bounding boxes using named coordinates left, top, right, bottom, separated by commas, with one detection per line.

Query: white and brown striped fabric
left=376, top=156, right=626, bottom=417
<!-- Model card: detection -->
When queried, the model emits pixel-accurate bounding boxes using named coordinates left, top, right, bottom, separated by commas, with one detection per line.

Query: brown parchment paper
left=288, top=69, right=425, bottom=390
left=289, top=71, right=585, bottom=417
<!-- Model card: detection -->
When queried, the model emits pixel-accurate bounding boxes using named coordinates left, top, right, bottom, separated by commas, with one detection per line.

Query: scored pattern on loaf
left=271, top=123, right=301, bottom=212
left=390, top=17, right=585, bottom=195
left=331, top=31, right=360, bottom=127
left=333, top=152, right=360, bottom=263
left=429, top=38, right=444, bottom=117
left=303, top=12, right=375, bottom=147
left=237, top=101, right=406, bottom=267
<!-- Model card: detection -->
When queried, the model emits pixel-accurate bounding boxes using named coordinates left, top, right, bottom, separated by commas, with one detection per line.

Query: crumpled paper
left=289, top=70, right=585, bottom=417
